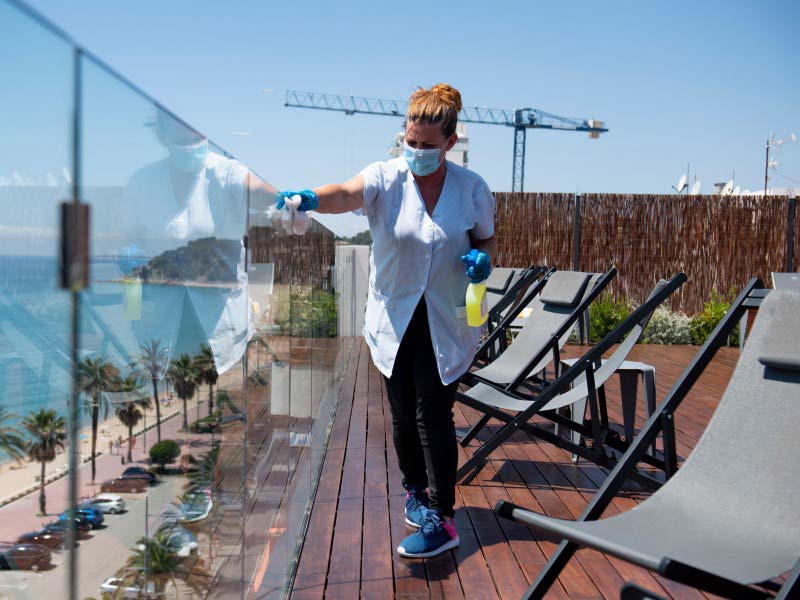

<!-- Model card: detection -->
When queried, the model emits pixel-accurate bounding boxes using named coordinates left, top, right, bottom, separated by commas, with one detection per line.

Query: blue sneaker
left=404, top=489, right=430, bottom=528
left=397, top=511, right=459, bottom=558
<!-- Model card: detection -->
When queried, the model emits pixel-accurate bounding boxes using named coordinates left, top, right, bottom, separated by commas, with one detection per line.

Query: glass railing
left=0, top=2, right=353, bottom=598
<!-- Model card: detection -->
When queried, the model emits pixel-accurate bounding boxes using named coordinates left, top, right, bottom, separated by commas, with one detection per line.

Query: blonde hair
left=406, top=83, right=463, bottom=138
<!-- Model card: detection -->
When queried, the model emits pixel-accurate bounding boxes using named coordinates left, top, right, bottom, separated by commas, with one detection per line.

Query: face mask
left=404, top=143, right=443, bottom=176
left=168, top=139, right=209, bottom=173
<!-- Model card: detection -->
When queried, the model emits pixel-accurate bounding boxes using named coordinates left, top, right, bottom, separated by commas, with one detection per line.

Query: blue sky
left=9, top=0, right=800, bottom=235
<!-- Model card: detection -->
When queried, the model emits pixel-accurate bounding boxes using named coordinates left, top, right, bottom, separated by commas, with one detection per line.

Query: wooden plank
left=291, top=340, right=361, bottom=599
left=450, top=506, right=501, bottom=600
left=326, top=496, right=363, bottom=598
left=360, top=365, right=395, bottom=599
left=459, top=485, right=532, bottom=599
left=456, top=404, right=599, bottom=599
left=289, top=500, right=336, bottom=600
left=327, top=366, right=369, bottom=595
left=360, top=496, right=395, bottom=600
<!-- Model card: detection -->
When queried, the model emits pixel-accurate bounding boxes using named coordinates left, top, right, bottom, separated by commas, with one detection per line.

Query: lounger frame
left=494, top=279, right=800, bottom=599
left=457, top=273, right=686, bottom=483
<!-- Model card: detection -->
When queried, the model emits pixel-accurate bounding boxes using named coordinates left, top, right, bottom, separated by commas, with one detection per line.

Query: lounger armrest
left=620, top=583, right=667, bottom=600
left=659, top=559, right=769, bottom=600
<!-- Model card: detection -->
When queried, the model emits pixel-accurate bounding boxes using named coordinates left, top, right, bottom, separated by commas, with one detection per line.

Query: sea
left=0, top=255, right=235, bottom=460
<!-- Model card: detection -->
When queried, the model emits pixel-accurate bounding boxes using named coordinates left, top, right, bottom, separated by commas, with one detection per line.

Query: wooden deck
left=290, top=340, right=739, bottom=599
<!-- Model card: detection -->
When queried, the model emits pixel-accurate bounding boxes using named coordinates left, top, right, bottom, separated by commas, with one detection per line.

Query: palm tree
left=185, top=442, right=219, bottom=495
left=167, top=354, right=200, bottom=431
left=23, top=409, right=67, bottom=515
left=193, top=345, right=218, bottom=418
left=117, top=390, right=150, bottom=462
left=127, top=537, right=212, bottom=597
left=77, top=357, right=119, bottom=482
left=128, top=538, right=181, bottom=597
left=138, top=340, right=168, bottom=443
left=0, top=406, right=27, bottom=464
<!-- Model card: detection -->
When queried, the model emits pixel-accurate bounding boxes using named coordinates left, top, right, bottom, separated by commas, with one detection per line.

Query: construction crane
left=284, top=90, right=608, bottom=192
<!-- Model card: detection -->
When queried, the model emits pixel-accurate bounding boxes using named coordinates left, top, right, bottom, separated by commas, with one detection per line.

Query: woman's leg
left=412, top=302, right=458, bottom=517
left=384, top=302, right=429, bottom=491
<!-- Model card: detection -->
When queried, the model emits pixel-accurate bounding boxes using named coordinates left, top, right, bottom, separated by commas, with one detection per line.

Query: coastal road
left=0, top=475, right=186, bottom=600
left=0, top=404, right=214, bottom=599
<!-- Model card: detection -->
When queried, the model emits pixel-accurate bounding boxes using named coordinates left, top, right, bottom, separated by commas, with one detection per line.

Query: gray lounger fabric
left=485, top=267, right=516, bottom=294
left=474, top=271, right=595, bottom=384
left=539, top=270, right=593, bottom=307
left=758, top=292, right=800, bottom=371
left=515, top=290, right=800, bottom=585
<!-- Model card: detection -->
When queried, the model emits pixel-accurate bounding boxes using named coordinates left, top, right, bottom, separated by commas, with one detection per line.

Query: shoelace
left=419, top=511, right=444, bottom=536
left=407, top=491, right=426, bottom=512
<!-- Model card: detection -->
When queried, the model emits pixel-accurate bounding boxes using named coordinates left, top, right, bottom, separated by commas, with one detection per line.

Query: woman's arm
left=471, top=234, right=497, bottom=264
left=312, top=174, right=365, bottom=214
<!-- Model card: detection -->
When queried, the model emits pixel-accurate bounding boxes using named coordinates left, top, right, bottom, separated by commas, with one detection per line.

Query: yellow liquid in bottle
left=123, top=277, right=142, bottom=321
left=466, top=282, right=488, bottom=327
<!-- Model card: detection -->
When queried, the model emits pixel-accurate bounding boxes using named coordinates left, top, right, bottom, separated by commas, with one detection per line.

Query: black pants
left=384, top=299, right=458, bottom=517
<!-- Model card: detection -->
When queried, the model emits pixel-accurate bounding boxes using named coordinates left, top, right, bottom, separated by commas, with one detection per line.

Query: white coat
left=360, top=158, right=496, bottom=385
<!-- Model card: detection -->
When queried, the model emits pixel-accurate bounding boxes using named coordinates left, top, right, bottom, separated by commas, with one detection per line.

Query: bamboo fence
left=496, top=192, right=796, bottom=315
left=248, top=220, right=335, bottom=288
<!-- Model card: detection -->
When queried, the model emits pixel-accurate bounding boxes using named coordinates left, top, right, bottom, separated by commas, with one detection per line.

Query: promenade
left=0, top=394, right=208, bottom=540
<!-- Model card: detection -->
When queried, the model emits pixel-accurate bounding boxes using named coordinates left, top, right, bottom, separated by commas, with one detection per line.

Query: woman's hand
left=275, top=189, right=319, bottom=212
left=461, top=249, right=492, bottom=283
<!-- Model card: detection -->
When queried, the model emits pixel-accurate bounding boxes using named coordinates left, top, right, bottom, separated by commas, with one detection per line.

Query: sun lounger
left=468, top=268, right=614, bottom=387
left=495, top=280, right=800, bottom=600
left=457, top=274, right=686, bottom=482
left=458, top=268, right=615, bottom=447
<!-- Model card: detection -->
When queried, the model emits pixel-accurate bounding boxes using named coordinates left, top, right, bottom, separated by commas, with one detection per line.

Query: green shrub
left=589, top=293, right=635, bottom=343
left=689, top=291, right=739, bottom=347
left=642, top=305, right=692, bottom=345
left=274, top=288, right=338, bottom=337
left=149, top=439, right=181, bottom=468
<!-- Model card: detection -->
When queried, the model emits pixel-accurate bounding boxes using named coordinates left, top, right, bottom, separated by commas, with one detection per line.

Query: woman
left=276, top=84, right=496, bottom=558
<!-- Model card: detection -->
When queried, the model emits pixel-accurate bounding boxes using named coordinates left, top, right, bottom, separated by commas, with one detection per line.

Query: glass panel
left=79, top=54, right=253, bottom=597
left=2, top=2, right=347, bottom=596
left=0, top=1, right=74, bottom=597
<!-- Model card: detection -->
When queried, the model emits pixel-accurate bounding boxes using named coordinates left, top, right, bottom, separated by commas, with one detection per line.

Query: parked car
left=43, top=518, right=91, bottom=540
left=0, top=544, right=51, bottom=571
left=79, top=493, right=126, bottom=515
left=176, top=491, right=213, bottom=523
left=16, top=529, right=64, bottom=550
left=100, top=576, right=157, bottom=599
left=137, top=526, right=198, bottom=558
left=59, top=507, right=104, bottom=528
left=100, top=477, right=146, bottom=494
left=121, top=466, right=157, bottom=484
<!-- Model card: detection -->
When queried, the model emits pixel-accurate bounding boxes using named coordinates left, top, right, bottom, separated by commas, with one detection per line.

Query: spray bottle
left=463, top=249, right=489, bottom=327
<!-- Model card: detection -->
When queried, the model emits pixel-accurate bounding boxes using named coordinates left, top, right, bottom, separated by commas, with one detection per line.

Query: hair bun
left=430, top=83, right=462, bottom=113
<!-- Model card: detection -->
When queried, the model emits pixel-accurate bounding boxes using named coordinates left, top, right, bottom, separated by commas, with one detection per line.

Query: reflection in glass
left=0, top=3, right=76, bottom=599
left=1, top=1, right=349, bottom=597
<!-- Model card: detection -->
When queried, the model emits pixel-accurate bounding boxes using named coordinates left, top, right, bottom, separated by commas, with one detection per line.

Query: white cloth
left=360, top=157, right=496, bottom=385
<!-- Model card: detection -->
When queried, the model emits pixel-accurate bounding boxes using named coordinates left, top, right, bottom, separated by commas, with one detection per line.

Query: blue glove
left=275, top=189, right=319, bottom=212
left=461, top=249, right=492, bottom=284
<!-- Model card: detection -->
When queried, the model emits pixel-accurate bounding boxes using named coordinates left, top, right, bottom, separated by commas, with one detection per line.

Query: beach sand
left=0, top=391, right=208, bottom=506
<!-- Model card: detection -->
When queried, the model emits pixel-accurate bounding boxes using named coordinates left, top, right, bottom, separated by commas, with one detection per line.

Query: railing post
left=573, top=194, right=588, bottom=343
left=787, top=196, right=796, bottom=272
left=572, top=193, right=582, bottom=271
